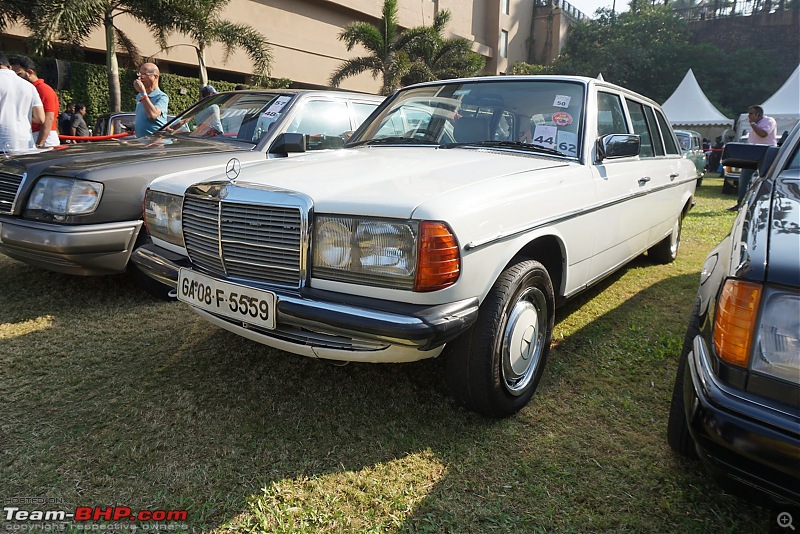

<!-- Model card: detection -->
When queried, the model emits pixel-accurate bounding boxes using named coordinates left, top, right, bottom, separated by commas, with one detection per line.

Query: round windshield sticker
left=552, top=111, right=573, bottom=126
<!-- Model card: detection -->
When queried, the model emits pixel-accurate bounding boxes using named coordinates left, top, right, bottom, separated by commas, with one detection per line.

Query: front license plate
left=177, top=269, right=276, bottom=330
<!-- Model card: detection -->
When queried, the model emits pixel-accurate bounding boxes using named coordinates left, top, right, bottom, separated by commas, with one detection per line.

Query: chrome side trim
left=465, top=176, right=695, bottom=250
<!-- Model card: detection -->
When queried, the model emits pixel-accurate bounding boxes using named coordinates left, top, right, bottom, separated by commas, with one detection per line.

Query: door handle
left=638, top=176, right=651, bottom=185
left=669, top=173, right=679, bottom=181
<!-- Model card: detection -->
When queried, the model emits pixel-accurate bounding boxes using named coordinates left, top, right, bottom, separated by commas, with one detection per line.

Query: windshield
left=351, top=79, right=585, bottom=158
left=163, top=92, right=296, bottom=145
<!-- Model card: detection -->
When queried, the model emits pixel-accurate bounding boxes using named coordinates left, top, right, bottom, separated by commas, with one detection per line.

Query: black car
left=667, top=123, right=800, bottom=511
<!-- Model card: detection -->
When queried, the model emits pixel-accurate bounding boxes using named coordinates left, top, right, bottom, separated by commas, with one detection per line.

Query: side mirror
left=597, top=134, right=640, bottom=161
left=269, top=132, right=306, bottom=156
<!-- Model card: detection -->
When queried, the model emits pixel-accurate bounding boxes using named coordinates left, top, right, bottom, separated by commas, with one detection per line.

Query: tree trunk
left=196, top=46, right=208, bottom=87
left=105, top=14, right=121, bottom=113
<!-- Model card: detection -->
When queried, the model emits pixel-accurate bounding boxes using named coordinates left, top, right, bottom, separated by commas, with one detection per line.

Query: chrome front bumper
left=0, top=216, right=142, bottom=275
left=131, top=242, right=480, bottom=358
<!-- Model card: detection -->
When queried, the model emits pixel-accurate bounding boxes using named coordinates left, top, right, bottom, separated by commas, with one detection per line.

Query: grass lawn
left=0, top=176, right=771, bottom=532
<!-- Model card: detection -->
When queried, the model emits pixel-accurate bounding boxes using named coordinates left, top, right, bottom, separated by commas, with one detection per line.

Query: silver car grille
left=183, top=195, right=305, bottom=288
left=0, top=172, right=23, bottom=214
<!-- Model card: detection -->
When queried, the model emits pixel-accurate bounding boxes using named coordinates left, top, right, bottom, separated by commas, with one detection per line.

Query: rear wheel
left=648, top=215, right=682, bottom=264
left=446, top=260, right=554, bottom=418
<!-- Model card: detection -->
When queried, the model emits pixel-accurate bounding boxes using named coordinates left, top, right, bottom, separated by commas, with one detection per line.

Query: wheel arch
left=507, top=234, right=566, bottom=303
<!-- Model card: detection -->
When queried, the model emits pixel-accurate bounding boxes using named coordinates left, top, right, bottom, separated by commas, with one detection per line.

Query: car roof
left=400, top=75, right=665, bottom=109
left=217, top=88, right=383, bottom=101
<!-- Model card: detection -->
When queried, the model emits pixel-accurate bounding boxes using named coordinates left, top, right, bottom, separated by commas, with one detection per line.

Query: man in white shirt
left=729, top=105, right=778, bottom=211
left=0, top=51, right=45, bottom=152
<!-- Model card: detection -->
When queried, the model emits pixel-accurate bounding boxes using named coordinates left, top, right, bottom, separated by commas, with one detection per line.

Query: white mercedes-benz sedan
left=133, top=76, right=697, bottom=417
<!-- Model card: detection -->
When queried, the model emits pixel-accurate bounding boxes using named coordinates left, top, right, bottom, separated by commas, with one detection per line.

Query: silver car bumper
left=131, top=242, right=479, bottom=359
left=0, top=216, right=142, bottom=275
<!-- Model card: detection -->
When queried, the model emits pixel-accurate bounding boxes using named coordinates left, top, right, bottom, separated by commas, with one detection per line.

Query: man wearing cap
left=0, top=51, right=45, bottom=151
left=133, top=62, right=169, bottom=137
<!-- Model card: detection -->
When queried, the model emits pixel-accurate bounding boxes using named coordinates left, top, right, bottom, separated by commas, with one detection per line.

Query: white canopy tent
left=736, top=65, right=800, bottom=141
left=662, top=69, right=733, bottom=141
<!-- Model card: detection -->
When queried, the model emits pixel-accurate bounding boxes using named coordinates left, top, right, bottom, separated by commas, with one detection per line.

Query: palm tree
left=25, top=0, right=184, bottom=113
left=399, top=10, right=485, bottom=86
left=329, top=0, right=408, bottom=95
left=152, top=0, right=272, bottom=87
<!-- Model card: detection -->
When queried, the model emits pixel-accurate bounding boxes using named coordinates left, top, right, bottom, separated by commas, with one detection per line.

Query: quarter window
left=655, top=111, right=679, bottom=155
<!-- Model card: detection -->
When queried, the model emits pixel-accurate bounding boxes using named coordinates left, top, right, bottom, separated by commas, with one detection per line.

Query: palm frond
left=211, top=21, right=273, bottom=81
left=338, top=22, right=385, bottom=55
left=329, top=56, right=384, bottom=88
left=114, top=27, right=141, bottom=67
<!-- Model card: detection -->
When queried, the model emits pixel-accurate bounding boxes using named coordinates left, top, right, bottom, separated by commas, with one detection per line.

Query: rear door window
left=626, top=99, right=655, bottom=158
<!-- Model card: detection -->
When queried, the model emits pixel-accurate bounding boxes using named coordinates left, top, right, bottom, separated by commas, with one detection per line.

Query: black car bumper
left=684, top=335, right=800, bottom=507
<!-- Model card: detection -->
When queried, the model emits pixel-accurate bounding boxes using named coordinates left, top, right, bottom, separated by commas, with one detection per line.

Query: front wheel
left=127, top=233, right=175, bottom=300
left=648, top=214, right=682, bottom=264
left=667, top=301, right=700, bottom=458
left=446, top=260, right=555, bottom=417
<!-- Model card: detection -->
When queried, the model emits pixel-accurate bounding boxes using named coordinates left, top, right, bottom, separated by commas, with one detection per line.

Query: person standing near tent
left=729, top=105, right=777, bottom=211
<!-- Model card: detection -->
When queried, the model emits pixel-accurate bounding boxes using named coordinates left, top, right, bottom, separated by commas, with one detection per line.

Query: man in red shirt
left=11, top=56, right=60, bottom=147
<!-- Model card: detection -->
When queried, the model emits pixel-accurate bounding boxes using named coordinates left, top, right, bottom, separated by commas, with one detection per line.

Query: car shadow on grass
left=0, top=255, right=769, bottom=532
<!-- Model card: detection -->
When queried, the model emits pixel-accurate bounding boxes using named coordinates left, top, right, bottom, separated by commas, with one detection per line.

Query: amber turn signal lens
left=415, top=221, right=460, bottom=292
left=713, top=280, right=762, bottom=368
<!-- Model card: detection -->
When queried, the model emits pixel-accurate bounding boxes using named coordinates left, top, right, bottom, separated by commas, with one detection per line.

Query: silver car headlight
left=143, top=190, right=184, bottom=247
left=312, top=215, right=460, bottom=291
left=26, top=177, right=103, bottom=217
left=752, top=288, right=800, bottom=383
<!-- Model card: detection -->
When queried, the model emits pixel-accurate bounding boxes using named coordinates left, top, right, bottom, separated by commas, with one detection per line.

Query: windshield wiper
left=442, top=140, right=567, bottom=157
left=349, top=136, right=439, bottom=147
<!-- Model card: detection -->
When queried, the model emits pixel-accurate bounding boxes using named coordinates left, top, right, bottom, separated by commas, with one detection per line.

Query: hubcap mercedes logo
left=225, top=158, right=241, bottom=183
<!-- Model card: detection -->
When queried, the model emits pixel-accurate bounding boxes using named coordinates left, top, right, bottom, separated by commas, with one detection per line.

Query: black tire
left=722, top=179, right=736, bottom=195
left=127, top=233, right=175, bottom=301
left=648, top=214, right=682, bottom=264
left=446, top=260, right=554, bottom=418
left=667, top=301, right=700, bottom=458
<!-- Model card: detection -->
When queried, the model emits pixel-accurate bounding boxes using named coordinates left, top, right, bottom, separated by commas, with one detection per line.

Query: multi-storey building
left=0, top=0, right=585, bottom=93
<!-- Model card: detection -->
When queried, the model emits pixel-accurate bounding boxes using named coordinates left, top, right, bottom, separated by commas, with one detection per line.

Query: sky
left=568, top=0, right=630, bottom=18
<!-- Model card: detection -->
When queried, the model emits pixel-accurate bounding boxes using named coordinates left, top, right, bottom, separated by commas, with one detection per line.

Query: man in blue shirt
left=133, top=62, right=169, bottom=137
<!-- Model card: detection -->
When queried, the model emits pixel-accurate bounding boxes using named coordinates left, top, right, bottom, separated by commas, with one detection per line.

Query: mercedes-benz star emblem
left=225, top=158, right=241, bottom=183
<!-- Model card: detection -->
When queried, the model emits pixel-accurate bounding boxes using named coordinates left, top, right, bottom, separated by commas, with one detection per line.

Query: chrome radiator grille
left=183, top=195, right=304, bottom=288
left=0, top=172, right=23, bottom=214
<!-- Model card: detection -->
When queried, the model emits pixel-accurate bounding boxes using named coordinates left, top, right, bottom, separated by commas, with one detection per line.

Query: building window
left=502, top=0, right=510, bottom=14
left=500, top=30, right=508, bottom=58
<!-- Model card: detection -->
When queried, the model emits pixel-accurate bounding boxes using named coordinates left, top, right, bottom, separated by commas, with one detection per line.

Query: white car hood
left=156, top=146, right=572, bottom=218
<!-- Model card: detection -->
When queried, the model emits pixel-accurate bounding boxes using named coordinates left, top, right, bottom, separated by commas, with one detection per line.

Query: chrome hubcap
left=501, top=286, right=547, bottom=395
left=670, top=219, right=681, bottom=256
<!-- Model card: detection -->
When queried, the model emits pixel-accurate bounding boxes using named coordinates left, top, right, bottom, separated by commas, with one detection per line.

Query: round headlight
left=315, top=219, right=352, bottom=268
